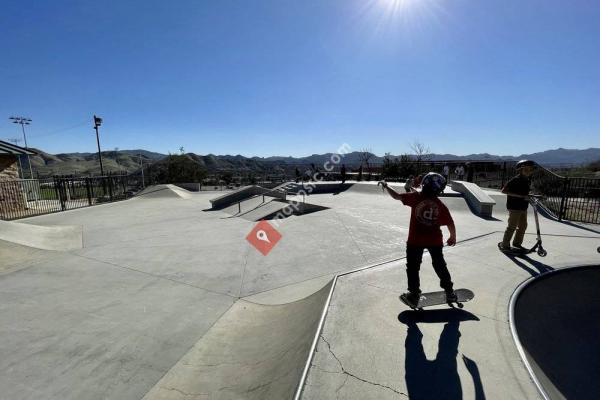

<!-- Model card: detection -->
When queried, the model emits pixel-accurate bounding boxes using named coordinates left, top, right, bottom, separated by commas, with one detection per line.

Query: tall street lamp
left=9, top=116, right=34, bottom=179
left=93, top=115, right=105, bottom=176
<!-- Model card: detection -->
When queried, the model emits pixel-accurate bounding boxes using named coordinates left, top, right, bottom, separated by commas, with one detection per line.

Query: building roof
left=0, top=140, right=36, bottom=155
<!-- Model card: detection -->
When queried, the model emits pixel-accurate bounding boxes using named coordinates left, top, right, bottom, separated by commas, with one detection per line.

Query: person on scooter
left=498, top=160, right=536, bottom=252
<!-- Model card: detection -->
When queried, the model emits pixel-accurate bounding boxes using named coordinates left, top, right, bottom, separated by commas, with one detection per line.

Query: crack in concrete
left=237, top=245, right=251, bottom=298
left=163, top=386, right=209, bottom=398
left=332, top=210, right=369, bottom=264
left=319, top=335, right=408, bottom=398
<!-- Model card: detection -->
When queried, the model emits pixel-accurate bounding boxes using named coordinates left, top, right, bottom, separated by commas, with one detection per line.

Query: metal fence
left=528, top=168, right=600, bottom=224
left=2, top=164, right=598, bottom=224
left=0, top=175, right=139, bottom=221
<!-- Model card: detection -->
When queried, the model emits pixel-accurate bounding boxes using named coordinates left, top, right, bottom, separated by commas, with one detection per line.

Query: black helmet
left=421, top=172, right=446, bottom=195
left=515, top=160, right=536, bottom=169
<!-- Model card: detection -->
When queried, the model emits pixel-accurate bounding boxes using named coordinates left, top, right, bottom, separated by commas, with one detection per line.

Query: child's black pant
left=406, top=245, right=453, bottom=293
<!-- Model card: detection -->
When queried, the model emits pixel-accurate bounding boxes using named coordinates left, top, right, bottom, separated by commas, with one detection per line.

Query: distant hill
left=23, top=147, right=600, bottom=177
left=28, top=148, right=165, bottom=177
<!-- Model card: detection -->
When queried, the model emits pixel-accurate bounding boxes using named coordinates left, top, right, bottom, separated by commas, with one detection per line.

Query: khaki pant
left=502, top=210, right=528, bottom=247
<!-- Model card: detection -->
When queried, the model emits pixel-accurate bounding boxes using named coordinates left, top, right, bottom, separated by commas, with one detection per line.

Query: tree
left=359, top=148, right=374, bottom=172
left=410, top=141, right=430, bottom=175
left=399, top=154, right=416, bottom=178
left=221, top=171, right=233, bottom=184
left=382, top=152, right=401, bottom=179
left=145, top=154, right=206, bottom=183
left=410, top=141, right=430, bottom=162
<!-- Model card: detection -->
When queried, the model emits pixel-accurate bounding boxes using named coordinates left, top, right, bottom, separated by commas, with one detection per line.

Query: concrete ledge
left=450, top=180, right=496, bottom=217
left=0, top=220, right=83, bottom=251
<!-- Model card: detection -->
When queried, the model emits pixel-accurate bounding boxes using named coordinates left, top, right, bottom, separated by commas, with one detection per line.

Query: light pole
left=93, top=115, right=104, bottom=176
left=9, top=116, right=34, bottom=179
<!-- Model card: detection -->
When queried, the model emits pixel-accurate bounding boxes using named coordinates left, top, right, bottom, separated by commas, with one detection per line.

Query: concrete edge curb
left=508, top=263, right=600, bottom=400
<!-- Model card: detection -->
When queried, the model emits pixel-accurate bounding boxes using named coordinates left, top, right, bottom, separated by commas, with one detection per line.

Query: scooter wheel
left=537, top=248, right=547, bottom=257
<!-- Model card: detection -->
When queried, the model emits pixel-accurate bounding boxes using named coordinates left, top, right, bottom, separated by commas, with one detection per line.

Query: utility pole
left=93, top=115, right=104, bottom=176
left=139, top=153, right=145, bottom=188
left=9, top=116, right=34, bottom=179
left=7, top=138, right=24, bottom=178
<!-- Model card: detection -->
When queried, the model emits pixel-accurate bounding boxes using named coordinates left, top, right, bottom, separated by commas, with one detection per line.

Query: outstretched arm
left=380, top=181, right=405, bottom=201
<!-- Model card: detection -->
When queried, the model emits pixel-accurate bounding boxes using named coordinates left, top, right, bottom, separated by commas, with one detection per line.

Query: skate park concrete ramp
left=221, top=195, right=329, bottom=221
left=0, top=220, right=82, bottom=251
left=143, top=280, right=333, bottom=400
left=2, top=181, right=599, bottom=400
left=136, top=184, right=192, bottom=199
left=511, top=265, right=600, bottom=400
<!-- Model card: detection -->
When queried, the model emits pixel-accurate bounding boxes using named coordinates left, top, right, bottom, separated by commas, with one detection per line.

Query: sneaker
left=401, top=291, right=421, bottom=305
left=446, top=290, right=458, bottom=303
left=498, top=242, right=510, bottom=251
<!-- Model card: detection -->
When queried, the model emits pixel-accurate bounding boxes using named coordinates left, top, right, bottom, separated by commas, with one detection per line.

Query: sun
left=380, top=0, right=417, bottom=14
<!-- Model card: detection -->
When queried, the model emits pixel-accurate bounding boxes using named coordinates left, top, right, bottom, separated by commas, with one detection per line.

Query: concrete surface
left=143, top=280, right=332, bottom=400
left=512, top=265, right=600, bottom=400
left=0, top=219, right=82, bottom=251
left=0, top=243, right=234, bottom=400
left=1, top=184, right=598, bottom=399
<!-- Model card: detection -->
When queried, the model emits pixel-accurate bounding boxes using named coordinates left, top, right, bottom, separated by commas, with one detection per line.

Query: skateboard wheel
left=458, top=303, right=464, bottom=309
left=537, top=249, right=547, bottom=257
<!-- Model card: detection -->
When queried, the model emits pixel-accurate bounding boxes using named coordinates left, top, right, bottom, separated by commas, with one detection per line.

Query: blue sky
left=1, top=0, right=599, bottom=157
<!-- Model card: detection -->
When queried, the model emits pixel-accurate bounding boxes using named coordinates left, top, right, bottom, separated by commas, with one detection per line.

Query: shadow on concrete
left=513, top=265, right=600, bottom=400
left=503, top=253, right=554, bottom=276
left=332, top=183, right=352, bottom=196
left=398, top=310, right=485, bottom=400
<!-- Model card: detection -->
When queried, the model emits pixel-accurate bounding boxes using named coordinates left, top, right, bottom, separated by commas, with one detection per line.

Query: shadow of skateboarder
left=398, top=309, right=485, bottom=400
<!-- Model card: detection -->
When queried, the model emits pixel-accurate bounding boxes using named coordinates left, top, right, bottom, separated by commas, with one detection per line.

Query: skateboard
left=400, top=288, right=474, bottom=310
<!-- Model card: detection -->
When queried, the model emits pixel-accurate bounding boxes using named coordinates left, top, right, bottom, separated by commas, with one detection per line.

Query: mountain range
left=24, top=147, right=600, bottom=177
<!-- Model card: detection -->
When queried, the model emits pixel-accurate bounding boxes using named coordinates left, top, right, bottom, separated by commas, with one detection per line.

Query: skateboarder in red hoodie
left=380, top=173, right=457, bottom=304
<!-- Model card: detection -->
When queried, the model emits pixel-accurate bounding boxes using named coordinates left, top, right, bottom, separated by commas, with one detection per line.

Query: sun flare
left=380, top=0, right=418, bottom=15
